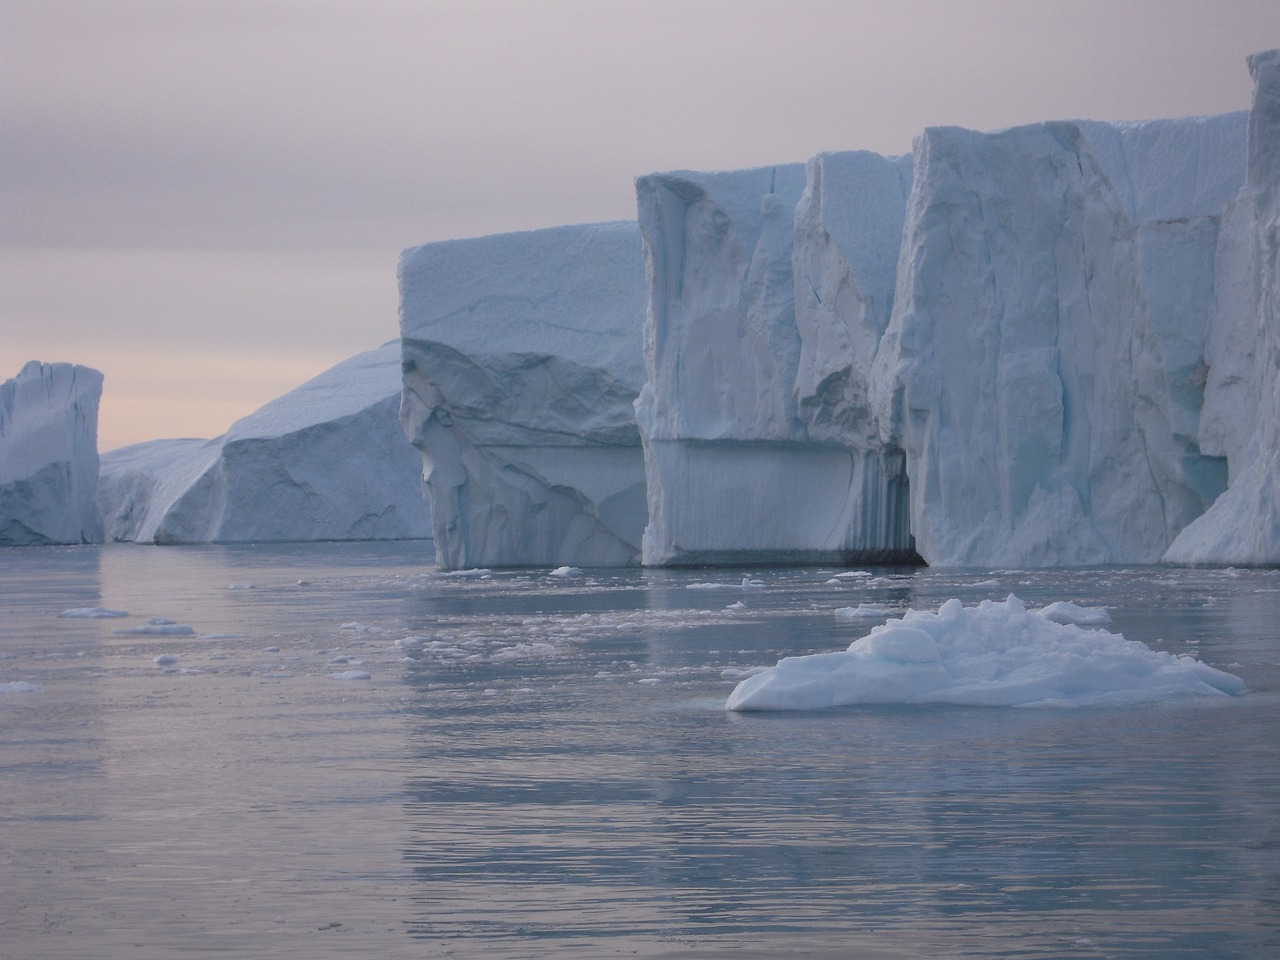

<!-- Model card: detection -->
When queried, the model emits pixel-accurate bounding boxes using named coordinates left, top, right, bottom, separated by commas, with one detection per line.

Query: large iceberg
left=398, top=221, right=648, bottom=569
left=636, top=157, right=920, bottom=565
left=872, top=111, right=1247, bottom=565
left=1163, top=50, right=1280, bottom=564
left=0, top=361, right=104, bottom=545
left=98, top=342, right=432, bottom=543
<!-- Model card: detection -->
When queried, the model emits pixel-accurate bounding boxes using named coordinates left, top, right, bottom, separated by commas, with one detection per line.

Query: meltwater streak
left=0, top=545, right=1277, bottom=958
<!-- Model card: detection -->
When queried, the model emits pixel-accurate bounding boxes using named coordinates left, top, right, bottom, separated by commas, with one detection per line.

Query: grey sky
left=4, top=0, right=1279, bottom=449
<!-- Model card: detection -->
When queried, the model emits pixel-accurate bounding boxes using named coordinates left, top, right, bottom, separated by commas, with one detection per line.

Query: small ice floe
left=972, top=579, right=1002, bottom=588
left=330, top=669, right=371, bottom=680
left=394, top=635, right=428, bottom=649
left=727, top=594, right=1245, bottom=711
left=1, top=680, right=42, bottom=693
left=831, top=571, right=873, bottom=580
left=726, top=600, right=747, bottom=611
left=153, top=654, right=179, bottom=666
left=115, top=617, right=196, bottom=636
left=720, top=666, right=768, bottom=681
left=327, top=655, right=352, bottom=664
left=686, top=582, right=737, bottom=590
left=263, top=646, right=281, bottom=653
left=834, top=604, right=894, bottom=622
left=549, top=566, right=582, bottom=578
left=228, top=583, right=255, bottom=590
left=1036, top=601, right=1111, bottom=626
left=441, top=568, right=492, bottom=578
left=58, top=607, right=129, bottom=619
left=201, top=633, right=245, bottom=640
left=742, top=577, right=764, bottom=591
left=296, top=579, right=311, bottom=586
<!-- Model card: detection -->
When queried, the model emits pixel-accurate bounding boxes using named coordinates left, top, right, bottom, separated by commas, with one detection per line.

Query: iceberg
left=0, top=361, right=104, bottom=545
left=726, top=595, right=1244, bottom=711
left=98, top=342, right=432, bottom=543
left=398, top=221, right=648, bottom=569
left=1163, top=50, right=1280, bottom=564
left=870, top=111, right=1247, bottom=566
left=636, top=158, right=920, bottom=565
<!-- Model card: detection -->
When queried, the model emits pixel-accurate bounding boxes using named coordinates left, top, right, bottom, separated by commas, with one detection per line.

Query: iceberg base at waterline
left=726, top=595, right=1245, bottom=711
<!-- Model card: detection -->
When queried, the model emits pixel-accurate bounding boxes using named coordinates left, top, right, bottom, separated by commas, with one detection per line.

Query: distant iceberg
left=0, top=361, right=103, bottom=545
left=98, top=342, right=432, bottom=543
left=726, top=595, right=1244, bottom=711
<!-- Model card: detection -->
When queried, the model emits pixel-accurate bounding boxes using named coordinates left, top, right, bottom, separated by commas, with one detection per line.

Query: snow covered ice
left=399, top=221, right=648, bottom=569
left=97, top=342, right=432, bottom=543
left=0, top=361, right=104, bottom=545
left=726, top=595, right=1245, bottom=711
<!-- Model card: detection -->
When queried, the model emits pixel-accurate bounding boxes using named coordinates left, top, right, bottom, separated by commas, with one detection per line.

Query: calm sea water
left=1, top=542, right=1277, bottom=959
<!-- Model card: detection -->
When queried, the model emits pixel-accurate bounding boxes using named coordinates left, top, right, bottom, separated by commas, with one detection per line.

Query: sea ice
left=727, top=595, right=1244, bottom=711
left=1, top=361, right=104, bottom=545
left=399, top=221, right=648, bottom=568
left=97, top=342, right=432, bottom=543
left=115, top=617, right=196, bottom=636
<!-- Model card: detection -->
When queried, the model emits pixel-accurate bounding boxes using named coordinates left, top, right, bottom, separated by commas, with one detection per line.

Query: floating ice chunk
left=115, top=617, right=196, bottom=636
left=58, top=607, right=129, bottom=619
left=727, top=595, right=1244, bottom=711
left=228, top=583, right=255, bottom=590
left=549, top=566, right=583, bottom=578
left=726, top=601, right=747, bottom=611
left=1036, top=601, right=1112, bottom=626
left=153, top=654, right=179, bottom=666
left=393, top=635, right=428, bottom=649
left=831, top=571, right=873, bottom=580
left=972, top=579, right=1002, bottom=588
left=441, top=569, right=492, bottom=578
left=330, top=670, right=371, bottom=680
left=742, top=577, right=764, bottom=591
left=1, top=681, right=42, bottom=693
left=686, top=582, right=737, bottom=590
left=834, top=604, right=894, bottom=622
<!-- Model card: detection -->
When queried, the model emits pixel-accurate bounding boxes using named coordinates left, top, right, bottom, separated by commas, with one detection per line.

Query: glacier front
left=398, top=221, right=648, bottom=569
left=0, top=361, right=104, bottom=545
left=98, top=342, right=432, bottom=543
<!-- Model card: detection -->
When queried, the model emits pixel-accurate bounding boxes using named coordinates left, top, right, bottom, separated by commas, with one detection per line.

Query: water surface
left=1, top=544, right=1277, bottom=958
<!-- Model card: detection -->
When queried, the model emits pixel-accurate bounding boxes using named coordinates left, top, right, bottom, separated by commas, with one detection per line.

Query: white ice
left=727, top=595, right=1244, bottom=711
left=1, top=361, right=104, bottom=545
left=399, top=221, right=648, bottom=569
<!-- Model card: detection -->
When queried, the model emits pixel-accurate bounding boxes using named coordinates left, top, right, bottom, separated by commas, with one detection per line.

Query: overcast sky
left=4, top=0, right=1279, bottom=451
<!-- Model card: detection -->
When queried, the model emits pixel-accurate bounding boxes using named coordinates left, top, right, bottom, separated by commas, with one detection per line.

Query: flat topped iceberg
left=399, top=220, right=648, bottom=569
left=98, top=342, right=432, bottom=543
left=1, top=361, right=104, bottom=545
left=726, top=595, right=1244, bottom=711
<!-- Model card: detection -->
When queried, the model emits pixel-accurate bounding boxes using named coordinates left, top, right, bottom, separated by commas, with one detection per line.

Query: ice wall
left=871, top=112, right=1247, bottom=566
left=0, top=361, right=104, bottom=545
left=98, top=342, right=433, bottom=543
left=398, top=221, right=648, bottom=569
left=1164, top=49, right=1280, bottom=564
left=635, top=159, right=920, bottom=565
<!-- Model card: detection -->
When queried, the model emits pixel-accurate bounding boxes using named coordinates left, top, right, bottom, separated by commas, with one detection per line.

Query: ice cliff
left=873, top=111, right=1247, bottom=565
left=1163, top=50, right=1280, bottom=564
left=0, top=361, right=104, bottom=545
left=398, top=221, right=648, bottom=569
left=98, top=342, right=432, bottom=543
left=635, top=157, right=919, bottom=565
